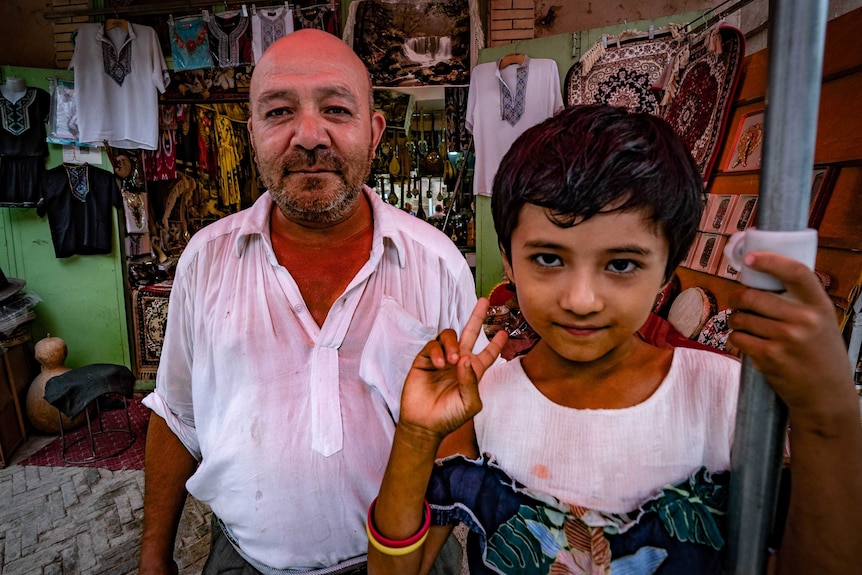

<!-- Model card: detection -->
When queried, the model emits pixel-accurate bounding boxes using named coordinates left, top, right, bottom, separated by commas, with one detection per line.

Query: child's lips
left=562, top=324, right=603, bottom=336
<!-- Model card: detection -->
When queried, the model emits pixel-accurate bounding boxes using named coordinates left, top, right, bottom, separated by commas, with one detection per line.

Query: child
left=367, top=105, right=862, bottom=574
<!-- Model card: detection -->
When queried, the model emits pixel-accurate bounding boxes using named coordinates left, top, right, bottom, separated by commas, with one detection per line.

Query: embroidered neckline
left=296, top=5, right=329, bottom=30
left=208, top=11, right=249, bottom=67
left=101, top=27, right=133, bottom=85
left=499, top=56, right=530, bottom=126
left=172, top=16, right=209, bottom=58
left=257, top=6, right=289, bottom=54
left=0, top=88, right=37, bottom=136
left=65, top=164, right=89, bottom=202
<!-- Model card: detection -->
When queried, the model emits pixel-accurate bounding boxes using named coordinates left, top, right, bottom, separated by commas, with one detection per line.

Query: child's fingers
left=742, top=251, right=827, bottom=305
left=458, top=298, right=492, bottom=356
left=433, top=329, right=460, bottom=368
left=456, top=356, right=483, bottom=417
left=474, top=330, right=508, bottom=377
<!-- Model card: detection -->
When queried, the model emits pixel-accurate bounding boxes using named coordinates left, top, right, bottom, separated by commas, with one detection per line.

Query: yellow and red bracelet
left=366, top=497, right=431, bottom=557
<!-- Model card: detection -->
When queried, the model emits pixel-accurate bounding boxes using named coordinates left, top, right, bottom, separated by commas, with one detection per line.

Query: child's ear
left=500, top=246, right=515, bottom=281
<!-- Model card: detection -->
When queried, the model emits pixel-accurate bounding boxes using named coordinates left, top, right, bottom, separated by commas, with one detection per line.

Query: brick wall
left=488, top=0, right=535, bottom=46
left=50, top=0, right=89, bottom=69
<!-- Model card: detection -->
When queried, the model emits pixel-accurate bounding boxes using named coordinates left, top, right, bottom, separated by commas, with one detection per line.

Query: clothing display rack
left=43, top=0, right=336, bottom=20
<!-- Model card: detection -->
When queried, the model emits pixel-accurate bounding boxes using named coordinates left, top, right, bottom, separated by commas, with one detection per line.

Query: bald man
left=139, top=30, right=477, bottom=575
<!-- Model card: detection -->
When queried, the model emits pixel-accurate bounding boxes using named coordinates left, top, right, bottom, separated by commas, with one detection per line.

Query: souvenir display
left=251, top=4, right=295, bottom=63
left=206, top=10, right=254, bottom=68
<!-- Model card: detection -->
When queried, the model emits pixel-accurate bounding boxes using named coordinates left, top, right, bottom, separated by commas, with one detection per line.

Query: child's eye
left=533, top=253, right=563, bottom=267
left=607, top=259, right=638, bottom=273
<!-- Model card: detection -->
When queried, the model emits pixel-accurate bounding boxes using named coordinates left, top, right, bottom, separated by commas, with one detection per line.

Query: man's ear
left=371, top=112, right=386, bottom=153
left=247, top=118, right=255, bottom=150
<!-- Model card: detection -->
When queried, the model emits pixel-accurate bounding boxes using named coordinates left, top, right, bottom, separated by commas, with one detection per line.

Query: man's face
left=248, top=39, right=385, bottom=226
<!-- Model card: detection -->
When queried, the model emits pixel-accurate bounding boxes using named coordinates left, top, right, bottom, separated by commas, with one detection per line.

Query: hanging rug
left=565, top=35, right=681, bottom=115
left=131, top=284, right=172, bottom=380
left=662, top=25, right=745, bottom=182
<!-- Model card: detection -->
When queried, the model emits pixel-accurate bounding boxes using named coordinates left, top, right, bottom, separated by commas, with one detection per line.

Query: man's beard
left=258, top=148, right=372, bottom=225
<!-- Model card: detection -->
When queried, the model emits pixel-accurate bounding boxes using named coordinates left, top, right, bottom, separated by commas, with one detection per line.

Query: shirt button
left=294, top=304, right=304, bottom=313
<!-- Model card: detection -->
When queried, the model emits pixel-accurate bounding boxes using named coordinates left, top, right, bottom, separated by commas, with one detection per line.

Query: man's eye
left=607, top=259, right=637, bottom=273
left=534, top=253, right=562, bottom=267
left=265, top=108, right=291, bottom=117
left=325, top=107, right=351, bottom=116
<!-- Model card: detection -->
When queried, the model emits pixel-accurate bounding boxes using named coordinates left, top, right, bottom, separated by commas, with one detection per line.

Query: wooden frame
left=700, top=193, right=738, bottom=234
left=808, top=165, right=839, bottom=229
left=725, top=194, right=759, bottom=234
left=724, top=110, right=765, bottom=173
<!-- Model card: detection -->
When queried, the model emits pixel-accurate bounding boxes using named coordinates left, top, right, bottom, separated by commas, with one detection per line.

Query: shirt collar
left=96, top=22, right=138, bottom=43
left=233, top=187, right=408, bottom=268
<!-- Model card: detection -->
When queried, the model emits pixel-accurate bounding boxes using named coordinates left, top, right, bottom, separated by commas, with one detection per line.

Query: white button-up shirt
left=143, top=189, right=481, bottom=570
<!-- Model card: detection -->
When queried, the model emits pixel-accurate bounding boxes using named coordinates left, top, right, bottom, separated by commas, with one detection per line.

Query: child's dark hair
left=492, top=104, right=704, bottom=281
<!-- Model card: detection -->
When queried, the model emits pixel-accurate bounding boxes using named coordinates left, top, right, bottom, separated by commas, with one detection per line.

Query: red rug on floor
left=19, top=398, right=150, bottom=471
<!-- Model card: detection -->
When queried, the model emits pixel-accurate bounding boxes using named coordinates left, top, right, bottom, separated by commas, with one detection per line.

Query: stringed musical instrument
left=421, top=112, right=444, bottom=176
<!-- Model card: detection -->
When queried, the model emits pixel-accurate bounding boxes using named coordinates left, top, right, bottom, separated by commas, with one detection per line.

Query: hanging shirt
left=69, top=23, right=170, bottom=150
left=251, top=5, right=295, bottom=63
left=466, top=57, right=563, bottom=197
left=169, top=15, right=214, bottom=71
left=36, top=163, right=122, bottom=258
left=0, top=87, right=50, bottom=205
left=207, top=10, right=254, bottom=68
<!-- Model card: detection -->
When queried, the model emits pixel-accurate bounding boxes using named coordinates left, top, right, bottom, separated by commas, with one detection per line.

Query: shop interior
left=0, top=0, right=861, bottom=570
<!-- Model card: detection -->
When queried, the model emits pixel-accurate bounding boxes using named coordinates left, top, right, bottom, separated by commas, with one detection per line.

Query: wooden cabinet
left=0, top=333, right=31, bottom=468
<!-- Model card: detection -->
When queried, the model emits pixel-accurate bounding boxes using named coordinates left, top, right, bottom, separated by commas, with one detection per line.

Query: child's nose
left=560, top=275, right=603, bottom=315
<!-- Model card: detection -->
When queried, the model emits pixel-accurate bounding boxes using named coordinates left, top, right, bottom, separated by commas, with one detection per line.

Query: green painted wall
left=472, top=12, right=703, bottom=298
left=0, top=66, right=131, bottom=370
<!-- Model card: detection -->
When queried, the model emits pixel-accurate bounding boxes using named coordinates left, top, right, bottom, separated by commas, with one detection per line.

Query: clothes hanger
left=104, top=13, right=128, bottom=31
left=498, top=53, right=526, bottom=69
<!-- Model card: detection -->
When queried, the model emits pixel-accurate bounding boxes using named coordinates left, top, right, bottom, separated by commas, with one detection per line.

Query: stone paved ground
left=0, top=437, right=211, bottom=575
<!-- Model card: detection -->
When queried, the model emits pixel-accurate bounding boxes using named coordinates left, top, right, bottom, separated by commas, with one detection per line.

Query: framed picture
left=724, top=194, right=758, bottom=234
left=700, top=194, right=738, bottom=233
left=725, top=110, right=765, bottom=173
left=808, top=165, right=839, bottom=228
left=689, top=233, right=727, bottom=275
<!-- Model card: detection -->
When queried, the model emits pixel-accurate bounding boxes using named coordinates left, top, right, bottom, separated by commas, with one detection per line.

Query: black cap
left=0, top=266, right=25, bottom=303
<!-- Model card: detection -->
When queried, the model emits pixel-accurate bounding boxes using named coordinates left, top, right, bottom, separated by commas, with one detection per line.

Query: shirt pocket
left=359, top=296, right=436, bottom=423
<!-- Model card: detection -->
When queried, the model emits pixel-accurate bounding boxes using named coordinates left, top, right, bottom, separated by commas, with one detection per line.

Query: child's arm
left=368, top=298, right=508, bottom=575
left=727, top=252, right=862, bottom=574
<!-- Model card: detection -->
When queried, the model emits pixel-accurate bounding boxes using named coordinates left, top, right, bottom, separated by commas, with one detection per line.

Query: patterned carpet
left=18, top=398, right=149, bottom=471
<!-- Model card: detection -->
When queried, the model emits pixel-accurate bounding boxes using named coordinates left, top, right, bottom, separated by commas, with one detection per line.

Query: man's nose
left=292, top=111, right=331, bottom=151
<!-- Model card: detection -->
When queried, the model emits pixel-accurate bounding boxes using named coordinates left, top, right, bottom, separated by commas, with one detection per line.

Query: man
left=139, top=30, right=478, bottom=575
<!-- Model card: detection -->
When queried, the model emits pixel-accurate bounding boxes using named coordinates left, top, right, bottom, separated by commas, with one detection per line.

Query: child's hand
left=398, top=298, right=509, bottom=440
left=726, top=252, right=854, bottom=423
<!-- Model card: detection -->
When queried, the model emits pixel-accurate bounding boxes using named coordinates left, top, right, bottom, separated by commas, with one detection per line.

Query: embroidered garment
left=47, top=79, right=81, bottom=145
left=251, top=5, right=295, bottom=63
left=466, top=58, right=563, bottom=196
left=70, top=23, right=170, bottom=150
left=428, top=456, right=729, bottom=575
left=0, top=86, right=50, bottom=205
left=169, top=15, right=213, bottom=71
left=36, top=163, right=122, bottom=258
left=294, top=4, right=336, bottom=33
left=206, top=10, right=253, bottom=68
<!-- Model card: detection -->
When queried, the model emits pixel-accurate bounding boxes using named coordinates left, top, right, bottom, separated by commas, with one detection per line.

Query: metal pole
left=725, top=1, right=828, bottom=573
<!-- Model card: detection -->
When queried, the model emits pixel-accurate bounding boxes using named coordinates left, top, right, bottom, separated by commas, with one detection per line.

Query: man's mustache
left=280, top=149, right=344, bottom=174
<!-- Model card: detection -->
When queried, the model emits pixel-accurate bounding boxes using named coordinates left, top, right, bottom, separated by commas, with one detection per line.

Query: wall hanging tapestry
left=661, top=25, right=745, bottom=182
left=346, top=0, right=482, bottom=87
left=564, top=35, right=682, bottom=115
left=131, top=284, right=172, bottom=380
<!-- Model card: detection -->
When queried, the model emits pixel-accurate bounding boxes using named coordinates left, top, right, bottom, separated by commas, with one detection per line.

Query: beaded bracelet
left=366, top=497, right=431, bottom=556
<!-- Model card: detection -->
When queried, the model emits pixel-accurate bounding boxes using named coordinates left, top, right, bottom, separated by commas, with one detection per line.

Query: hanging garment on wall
left=47, top=79, right=83, bottom=146
left=169, top=15, right=214, bottom=71
left=661, top=25, right=745, bottom=182
left=466, top=57, right=563, bottom=197
left=36, top=163, right=122, bottom=258
left=215, top=114, right=241, bottom=210
left=69, top=23, right=170, bottom=150
left=206, top=10, right=254, bottom=68
left=565, top=35, right=682, bottom=115
left=0, top=86, right=50, bottom=206
left=251, top=5, right=295, bottom=62
left=143, top=105, right=178, bottom=181
left=294, top=4, right=337, bottom=33
left=444, top=87, right=470, bottom=153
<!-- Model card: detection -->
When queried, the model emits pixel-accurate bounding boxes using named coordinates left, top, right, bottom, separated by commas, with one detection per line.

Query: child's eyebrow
left=607, top=245, right=654, bottom=256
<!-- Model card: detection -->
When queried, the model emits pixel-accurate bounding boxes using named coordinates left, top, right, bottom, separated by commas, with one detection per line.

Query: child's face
left=503, top=204, right=669, bottom=365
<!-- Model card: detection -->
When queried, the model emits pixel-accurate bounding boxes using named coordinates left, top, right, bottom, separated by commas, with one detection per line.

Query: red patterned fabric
left=662, top=26, right=745, bottom=182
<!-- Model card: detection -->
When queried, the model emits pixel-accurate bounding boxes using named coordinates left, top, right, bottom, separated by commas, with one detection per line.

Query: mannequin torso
left=0, top=77, right=28, bottom=103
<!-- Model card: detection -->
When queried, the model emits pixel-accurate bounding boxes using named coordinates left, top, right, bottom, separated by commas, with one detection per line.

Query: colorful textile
left=662, top=26, right=744, bottom=182
left=565, top=36, right=680, bottom=115
left=0, top=86, right=50, bottom=206
left=429, top=455, right=728, bottom=575
left=169, top=15, right=213, bottom=71
left=131, top=284, right=171, bottom=380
